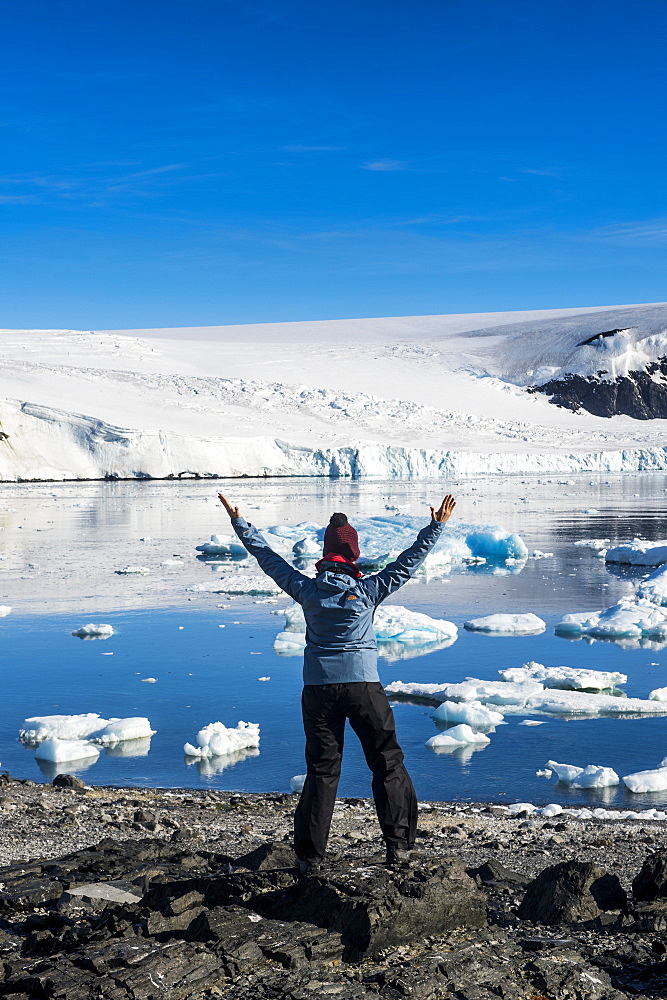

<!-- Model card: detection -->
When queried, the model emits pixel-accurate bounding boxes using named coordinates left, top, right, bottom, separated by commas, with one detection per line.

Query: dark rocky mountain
left=531, top=358, right=667, bottom=419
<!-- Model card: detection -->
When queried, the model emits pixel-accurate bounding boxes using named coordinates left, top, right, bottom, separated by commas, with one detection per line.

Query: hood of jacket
left=315, top=569, right=359, bottom=593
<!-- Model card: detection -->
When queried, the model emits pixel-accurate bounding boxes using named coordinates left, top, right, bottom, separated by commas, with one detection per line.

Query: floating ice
left=195, top=534, right=247, bottom=558
left=20, top=713, right=111, bottom=744
left=187, top=576, right=282, bottom=596
left=530, top=550, right=553, bottom=559
left=385, top=678, right=667, bottom=717
left=140, top=677, right=157, bottom=683
left=637, top=564, right=667, bottom=606
left=425, top=724, right=490, bottom=748
left=0, top=606, right=11, bottom=616
left=547, top=760, right=619, bottom=787
left=290, top=774, right=306, bottom=793
left=432, top=700, right=504, bottom=730
left=548, top=760, right=584, bottom=783
left=523, top=720, right=547, bottom=726
left=292, top=536, right=321, bottom=557
left=464, top=613, right=545, bottom=635
left=90, top=718, right=155, bottom=745
left=34, top=738, right=100, bottom=763
left=606, top=540, right=667, bottom=566
left=500, top=661, right=626, bottom=692
left=115, top=566, right=150, bottom=575
left=183, top=721, right=260, bottom=758
left=623, top=767, right=667, bottom=793
left=555, top=597, right=667, bottom=640
left=71, top=623, right=114, bottom=638
left=649, top=687, right=667, bottom=702
left=574, top=538, right=610, bottom=550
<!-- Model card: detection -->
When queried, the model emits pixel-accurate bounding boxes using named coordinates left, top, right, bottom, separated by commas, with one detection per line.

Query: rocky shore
left=2, top=773, right=667, bottom=999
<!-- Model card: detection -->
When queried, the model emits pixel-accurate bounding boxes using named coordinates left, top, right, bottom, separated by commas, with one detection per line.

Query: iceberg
left=20, top=713, right=155, bottom=745
left=606, top=540, right=667, bottom=566
left=34, top=737, right=100, bottom=763
left=547, top=760, right=584, bottom=783
left=71, top=623, right=114, bottom=639
left=623, top=767, right=667, bottom=793
left=547, top=761, right=619, bottom=788
left=500, top=661, right=627, bottom=692
left=463, top=612, right=545, bottom=634
left=183, top=720, right=260, bottom=758
left=425, top=724, right=490, bottom=748
left=290, top=774, right=307, bottom=793
left=195, top=534, right=247, bottom=558
left=0, top=606, right=11, bottom=616
left=432, top=700, right=504, bottom=730
left=555, top=597, right=667, bottom=640
left=292, top=536, right=321, bottom=557
left=574, top=538, right=610, bottom=550
left=649, top=687, right=667, bottom=702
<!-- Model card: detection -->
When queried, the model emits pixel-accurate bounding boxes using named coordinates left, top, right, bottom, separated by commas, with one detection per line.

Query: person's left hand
left=218, top=493, right=240, bottom=519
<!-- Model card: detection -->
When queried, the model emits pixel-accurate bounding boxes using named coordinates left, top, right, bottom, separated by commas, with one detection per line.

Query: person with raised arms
left=218, top=492, right=456, bottom=874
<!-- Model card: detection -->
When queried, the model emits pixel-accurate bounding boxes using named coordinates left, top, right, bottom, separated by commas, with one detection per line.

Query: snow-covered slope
left=1, top=302, right=667, bottom=481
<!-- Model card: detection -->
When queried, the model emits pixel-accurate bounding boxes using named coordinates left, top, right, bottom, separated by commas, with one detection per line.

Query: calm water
left=2, top=474, right=667, bottom=806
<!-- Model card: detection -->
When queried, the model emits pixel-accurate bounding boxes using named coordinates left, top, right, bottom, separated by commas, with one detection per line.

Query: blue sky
left=1, top=0, right=665, bottom=328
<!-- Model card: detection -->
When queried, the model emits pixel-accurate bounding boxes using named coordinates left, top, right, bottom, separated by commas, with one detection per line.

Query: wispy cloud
left=361, top=159, right=407, bottom=172
left=584, top=217, right=667, bottom=247
left=519, top=167, right=560, bottom=178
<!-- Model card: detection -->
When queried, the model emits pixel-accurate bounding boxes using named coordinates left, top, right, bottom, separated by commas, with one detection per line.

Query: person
left=218, top=492, right=456, bottom=873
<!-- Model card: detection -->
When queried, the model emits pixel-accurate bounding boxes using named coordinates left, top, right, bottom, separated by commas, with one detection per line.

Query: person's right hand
left=430, top=495, right=456, bottom=523
left=218, top=493, right=240, bottom=519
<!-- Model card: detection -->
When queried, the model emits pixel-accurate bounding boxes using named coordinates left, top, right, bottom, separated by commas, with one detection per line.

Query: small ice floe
left=90, top=718, right=155, bottom=745
left=183, top=721, right=260, bottom=758
left=115, top=566, right=150, bottom=575
left=34, top=738, right=100, bottom=763
left=606, top=540, right=667, bottom=566
left=574, top=538, right=610, bottom=551
left=432, top=700, right=503, bottom=730
left=582, top=509, right=600, bottom=515
left=20, top=713, right=110, bottom=743
left=140, top=677, right=157, bottom=683
left=71, top=623, right=114, bottom=639
left=556, top=597, right=667, bottom=640
left=521, top=720, right=546, bottom=726
left=623, top=762, right=667, bottom=793
left=547, top=760, right=619, bottom=788
left=536, top=768, right=552, bottom=777
left=161, top=559, right=184, bottom=568
left=292, top=536, right=320, bottom=557
left=425, top=724, right=491, bottom=749
left=530, top=550, right=553, bottom=559
left=500, top=661, right=626, bottom=692
left=464, top=613, right=546, bottom=635
left=187, top=576, right=282, bottom=596
left=0, top=606, right=11, bottom=616
left=257, top=676, right=271, bottom=681
left=195, top=534, right=247, bottom=557
left=649, top=687, right=667, bottom=701
left=290, top=774, right=306, bottom=793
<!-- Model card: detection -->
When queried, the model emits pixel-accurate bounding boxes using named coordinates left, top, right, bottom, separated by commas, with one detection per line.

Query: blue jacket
left=231, top=516, right=445, bottom=685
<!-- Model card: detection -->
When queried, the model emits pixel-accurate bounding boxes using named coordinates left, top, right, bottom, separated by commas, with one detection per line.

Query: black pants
left=293, top=682, right=417, bottom=860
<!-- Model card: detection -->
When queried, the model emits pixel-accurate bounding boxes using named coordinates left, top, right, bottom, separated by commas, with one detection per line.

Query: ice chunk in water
left=606, top=540, right=667, bottom=566
left=464, top=613, right=545, bottom=635
left=432, top=700, right=504, bottom=730
left=196, top=534, right=247, bottom=557
left=91, top=718, right=156, bottom=745
left=547, top=760, right=619, bottom=787
left=500, top=661, right=626, bottom=692
left=71, top=623, right=114, bottom=638
left=623, top=767, right=667, bottom=793
left=547, top=760, right=584, bottom=783
left=425, top=724, right=490, bottom=748
left=290, top=774, right=306, bottom=793
left=35, top=738, right=100, bottom=763
left=574, top=538, right=610, bottom=550
left=115, top=566, right=150, bottom=575
left=0, top=606, right=11, bottom=616
left=649, top=687, right=667, bottom=702
left=20, top=713, right=110, bottom=744
left=555, top=597, right=667, bottom=639
left=187, top=576, right=282, bottom=596
left=292, top=536, right=321, bottom=557
left=183, top=721, right=260, bottom=758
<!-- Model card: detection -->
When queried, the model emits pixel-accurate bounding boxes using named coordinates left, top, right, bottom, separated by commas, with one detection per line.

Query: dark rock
left=0, top=876, right=64, bottom=912
left=52, top=773, right=86, bottom=790
left=253, top=857, right=486, bottom=960
left=633, top=852, right=667, bottom=902
left=531, top=358, right=667, bottom=419
left=466, top=859, right=530, bottom=886
left=235, top=841, right=298, bottom=872
left=518, top=860, right=627, bottom=926
left=630, top=900, right=667, bottom=932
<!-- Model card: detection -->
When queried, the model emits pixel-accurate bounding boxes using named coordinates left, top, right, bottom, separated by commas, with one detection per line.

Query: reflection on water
left=35, top=755, right=100, bottom=780
left=185, top=747, right=260, bottom=779
left=426, top=742, right=489, bottom=763
left=106, top=738, right=152, bottom=758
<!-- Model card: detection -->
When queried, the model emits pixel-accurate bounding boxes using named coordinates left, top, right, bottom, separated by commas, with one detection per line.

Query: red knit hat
left=322, top=513, right=360, bottom=561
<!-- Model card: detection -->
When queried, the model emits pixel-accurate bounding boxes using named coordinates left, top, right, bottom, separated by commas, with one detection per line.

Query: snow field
left=183, top=721, right=260, bottom=759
